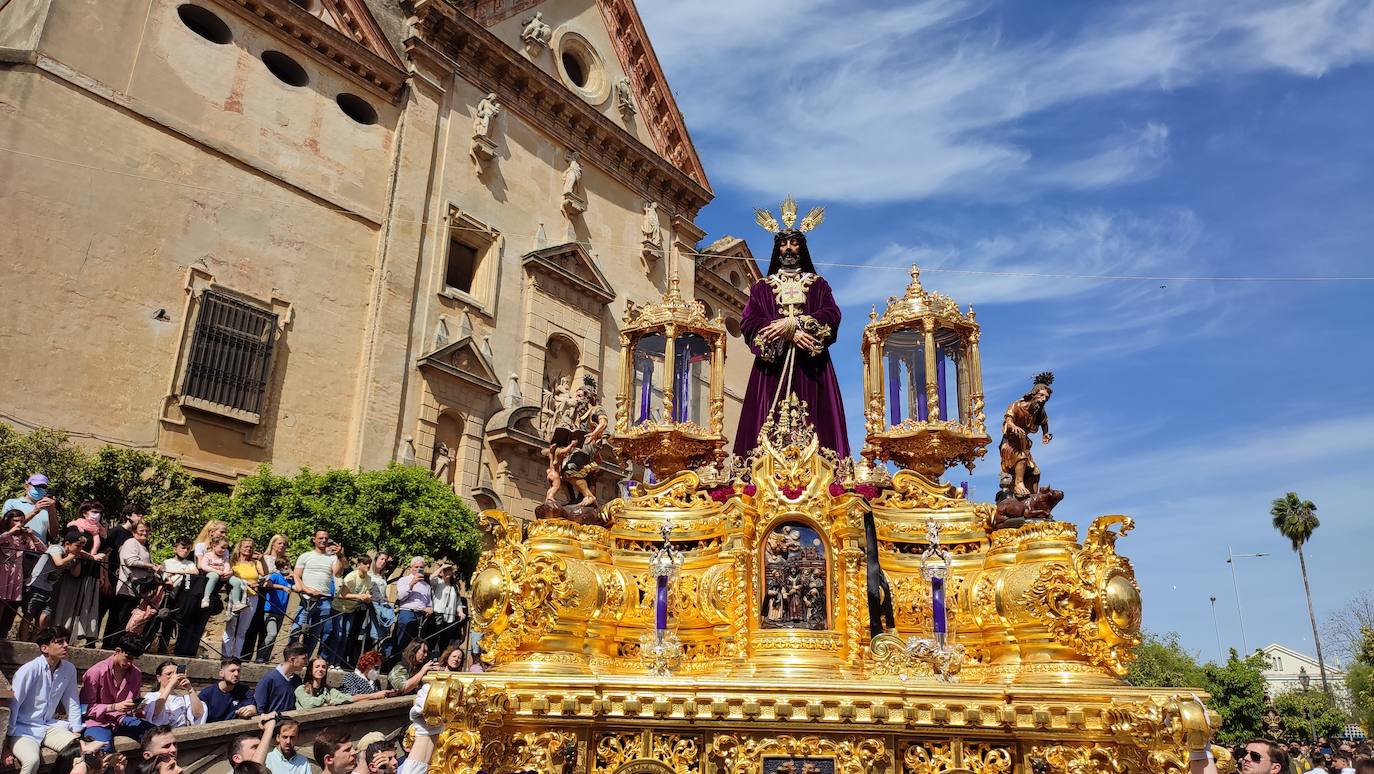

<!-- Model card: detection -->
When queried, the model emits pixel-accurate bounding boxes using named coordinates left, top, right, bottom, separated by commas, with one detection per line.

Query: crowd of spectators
left=0, top=469, right=483, bottom=772
left=1, top=472, right=478, bottom=672
left=5, top=625, right=447, bottom=774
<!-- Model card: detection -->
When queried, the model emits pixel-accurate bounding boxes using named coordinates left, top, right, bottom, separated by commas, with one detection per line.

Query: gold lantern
left=611, top=274, right=727, bottom=477
left=861, top=266, right=989, bottom=478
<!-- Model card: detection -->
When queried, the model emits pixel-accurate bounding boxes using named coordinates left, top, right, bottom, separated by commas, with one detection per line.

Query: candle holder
left=639, top=521, right=684, bottom=676
left=861, top=266, right=989, bottom=480
left=612, top=276, right=728, bottom=477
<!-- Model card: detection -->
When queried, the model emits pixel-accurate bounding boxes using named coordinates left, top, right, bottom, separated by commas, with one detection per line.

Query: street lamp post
left=1210, top=595, right=1223, bottom=662
left=1299, top=666, right=1314, bottom=742
left=1226, top=546, right=1269, bottom=656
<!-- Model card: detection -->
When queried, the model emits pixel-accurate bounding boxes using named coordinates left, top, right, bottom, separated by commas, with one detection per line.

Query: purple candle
left=637, top=355, right=653, bottom=423
left=655, top=574, right=668, bottom=632
left=936, top=346, right=948, bottom=420
left=887, top=353, right=902, bottom=425
left=931, top=575, right=947, bottom=639
left=916, top=349, right=929, bottom=422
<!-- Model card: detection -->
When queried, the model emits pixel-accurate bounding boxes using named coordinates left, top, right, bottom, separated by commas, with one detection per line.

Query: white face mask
left=366, top=669, right=380, bottom=682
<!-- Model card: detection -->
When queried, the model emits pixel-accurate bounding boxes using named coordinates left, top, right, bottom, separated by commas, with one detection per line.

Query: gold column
left=923, top=319, right=940, bottom=421
left=956, top=340, right=971, bottom=426
left=662, top=324, right=677, bottom=423
left=867, top=340, right=885, bottom=434
left=711, top=335, right=725, bottom=434
left=617, top=332, right=633, bottom=432
left=968, top=327, right=985, bottom=428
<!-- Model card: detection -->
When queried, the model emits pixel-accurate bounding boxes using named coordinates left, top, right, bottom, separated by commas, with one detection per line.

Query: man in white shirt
left=2, top=626, right=83, bottom=774
left=265, top=718, right=311, bottom=774
left=291, top=530, right=345, bottom=663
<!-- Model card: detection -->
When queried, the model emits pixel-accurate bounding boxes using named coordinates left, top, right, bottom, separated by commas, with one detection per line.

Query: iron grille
left=181, top=290, right=278, bottom=417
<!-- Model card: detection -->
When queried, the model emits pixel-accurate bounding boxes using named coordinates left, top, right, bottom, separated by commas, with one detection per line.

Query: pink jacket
left=79, top=654, right=142, bottom=729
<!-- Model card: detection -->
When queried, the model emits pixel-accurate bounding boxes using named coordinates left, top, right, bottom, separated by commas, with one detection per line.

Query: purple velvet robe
left=733, top=275, right=850, bottom=456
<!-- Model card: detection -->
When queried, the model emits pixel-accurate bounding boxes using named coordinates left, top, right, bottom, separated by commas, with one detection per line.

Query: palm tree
left=1270, top=492, right=1332, bottom=698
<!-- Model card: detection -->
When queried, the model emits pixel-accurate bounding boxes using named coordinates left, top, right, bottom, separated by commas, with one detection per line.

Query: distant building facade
left=0, top=0, right=753, bottom=521
left=1259, top=643, right=1347, bottom=699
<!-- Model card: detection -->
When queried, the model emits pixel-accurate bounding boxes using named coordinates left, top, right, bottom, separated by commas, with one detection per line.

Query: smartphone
left=176, top=663, right=187, bottom=674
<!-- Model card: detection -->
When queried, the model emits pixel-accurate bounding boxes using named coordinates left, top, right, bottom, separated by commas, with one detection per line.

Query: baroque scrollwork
left=710, top=735, right=885, bottom=774
left=1020, top=515, right=1142, bottom=675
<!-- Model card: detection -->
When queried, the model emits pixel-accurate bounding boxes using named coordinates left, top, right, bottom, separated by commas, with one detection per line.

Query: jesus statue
left=733, top=197, right=849, bottom=457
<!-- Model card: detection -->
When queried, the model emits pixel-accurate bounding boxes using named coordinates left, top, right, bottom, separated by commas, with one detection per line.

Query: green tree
left=1127, top=632, right=1206, bottom=688
left=1199, top=649, right=1271, bottom=746
left=1270, top=492, right=1332, bottom=698
left=202, top=464, right=482, bottom=575
left=1273, top=687, right=1348, bottom=740
left=0, top=422, right=215, bottom=556
left=1345, top=662, right=1374, bottom=730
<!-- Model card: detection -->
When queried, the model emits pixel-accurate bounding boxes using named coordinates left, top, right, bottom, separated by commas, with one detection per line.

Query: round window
left=561, top=50, right=588, bottom=88
left=177, top=4, right=233, bottom=45
left=553, top=30, right=608, bottom=104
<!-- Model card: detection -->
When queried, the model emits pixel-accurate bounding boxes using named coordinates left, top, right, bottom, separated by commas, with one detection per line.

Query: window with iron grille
left=181, top=290, right=278, bottom=420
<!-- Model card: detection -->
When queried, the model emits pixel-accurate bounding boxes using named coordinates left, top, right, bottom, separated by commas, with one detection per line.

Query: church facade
left=0, top=0, right=755, bottom=520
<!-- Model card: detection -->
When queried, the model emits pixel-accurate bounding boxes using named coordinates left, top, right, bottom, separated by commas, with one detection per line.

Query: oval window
left=561, top=50, right=587, bottom=88
left=261, top=51, right=309, bottom=87
left=336, top=93, right=379, bottom=125
left=177, top=4, right=233, bottom=45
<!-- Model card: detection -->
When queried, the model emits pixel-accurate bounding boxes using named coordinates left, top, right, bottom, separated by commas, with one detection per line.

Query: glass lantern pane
left=883, top=329, right=928, bottom=425
left=673, top=332, right=712, bottom=425
left=632, top=333, right=666, bottom=425
left=943, top=344, right=965, bottom=423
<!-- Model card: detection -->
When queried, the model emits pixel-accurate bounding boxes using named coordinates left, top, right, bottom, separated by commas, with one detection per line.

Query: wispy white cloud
left=642, top=0, right=1374, bottom=202
left=1034, top=122, right=1171, bottom=189
left=827, top=207, right=1204, bottom=308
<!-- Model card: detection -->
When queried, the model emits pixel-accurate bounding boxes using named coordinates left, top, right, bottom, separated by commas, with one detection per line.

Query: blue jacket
left=254, top=667, right=299, bottom=714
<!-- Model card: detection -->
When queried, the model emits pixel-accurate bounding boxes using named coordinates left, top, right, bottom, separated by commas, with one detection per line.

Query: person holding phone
left=3, top=473, right=58, bottom=548
left=142, top=662, right=206, bottom=728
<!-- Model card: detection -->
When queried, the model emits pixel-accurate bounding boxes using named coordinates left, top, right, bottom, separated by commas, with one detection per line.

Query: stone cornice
left=594, top=0, right=710, bottom=192
left=220, top=0, right=407, bottom=100
left=403, top=0, right=712, bottom=218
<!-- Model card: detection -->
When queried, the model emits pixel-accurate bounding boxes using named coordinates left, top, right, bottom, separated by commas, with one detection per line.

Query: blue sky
left=639, top=0, right=1374, bottom=665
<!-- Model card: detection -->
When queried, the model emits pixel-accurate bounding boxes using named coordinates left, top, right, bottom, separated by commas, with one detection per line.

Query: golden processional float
left=421, top=253, right=1220, bottom=773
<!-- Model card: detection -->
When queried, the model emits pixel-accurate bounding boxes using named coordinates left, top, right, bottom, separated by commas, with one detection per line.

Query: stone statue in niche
left=614, top=75, right=636, bottom=116
left=561, top=151, right=586, bottom=216
left=760, top=522, right=827, bottom=630
left=519, top=12, right=551, bottom=53
left=431, top=441, right=453, bottom=485
left=537, top=375, right=574, bottom=436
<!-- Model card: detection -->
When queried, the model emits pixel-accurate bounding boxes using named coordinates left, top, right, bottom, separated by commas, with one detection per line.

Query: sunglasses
left=1244, top=750, right=1266, bottom=763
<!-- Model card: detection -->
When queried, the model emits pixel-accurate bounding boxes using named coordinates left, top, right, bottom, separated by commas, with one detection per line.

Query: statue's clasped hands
left=759, top=317, right=821, bottom=354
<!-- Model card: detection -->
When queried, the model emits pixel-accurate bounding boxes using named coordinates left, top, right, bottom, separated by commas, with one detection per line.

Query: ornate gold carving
left=710, top=735, right=885, bottom=774
left=484, top=731, right=577, bottom=774
left=1020, top=516, right=1141, bottom=675
left=649, top=733, right=700, bottom=773
left=963, top=742, right=1013, bottom=773
left=594, top=732, right=642, bottom=774
left=902, top=740, right=955, bottom=773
